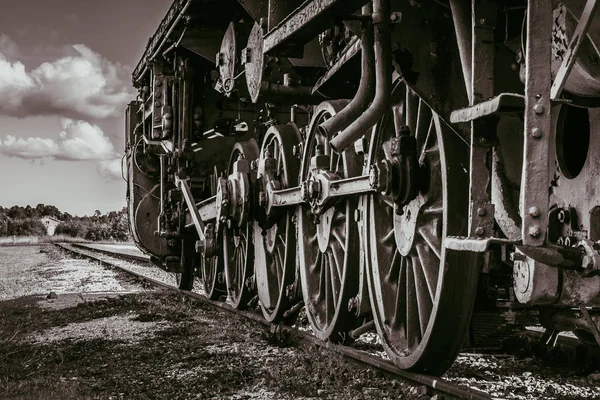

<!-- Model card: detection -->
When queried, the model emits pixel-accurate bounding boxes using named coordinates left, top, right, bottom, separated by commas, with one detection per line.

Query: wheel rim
left=298, top=101, right=360, bottom=342
left=223, top=140, right=258, bottom=309
left=254, top=125, right=300, bottom=322
left=200, top=249, right=225, bottom=300
left=366, top=82, right=478, bottom=374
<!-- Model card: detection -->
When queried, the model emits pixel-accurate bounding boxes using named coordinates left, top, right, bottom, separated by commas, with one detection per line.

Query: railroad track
left=55, top=242, right=494, bottom=400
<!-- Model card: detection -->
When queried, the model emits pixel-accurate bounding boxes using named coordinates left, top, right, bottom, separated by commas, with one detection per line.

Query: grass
left=0, top=235, right=129, bottom=246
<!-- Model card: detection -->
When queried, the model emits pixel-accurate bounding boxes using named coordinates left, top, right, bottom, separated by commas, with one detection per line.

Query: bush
left=6, top=219, right=47, bottom=236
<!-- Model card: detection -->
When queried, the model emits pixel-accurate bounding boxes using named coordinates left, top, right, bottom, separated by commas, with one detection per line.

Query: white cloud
left=0, top=36, right=133, bottom=120
left=0, top=119, right=117, bottom=161
left=97, top=158, right=124, bottom=181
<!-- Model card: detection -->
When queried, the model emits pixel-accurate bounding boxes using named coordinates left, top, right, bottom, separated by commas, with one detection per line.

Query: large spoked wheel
left=223, top=140, right=259, bottom=309
left=200, top=171, right=226, bottom=301
left=254, top=125, right=301, bottom=322
left=298, top=101, right=361, bottom=343
left=199, top=225, right=226, bottom=300
left=366, top=81, right=479, bottom=375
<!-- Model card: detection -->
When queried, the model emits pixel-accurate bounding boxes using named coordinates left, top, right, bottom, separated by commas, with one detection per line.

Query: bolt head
left=475, top=227, right=485, bottom=236
left=582, top=255, right=593, bottom=269
left=477, top=207, right=486, bottom=217
left=529, top=206, right=540, bottom=217
left=533, top=104, right=544, bottom=114
left=529, top=226, right=541, bottom=238
left=531, top=128, right=542, bottom=138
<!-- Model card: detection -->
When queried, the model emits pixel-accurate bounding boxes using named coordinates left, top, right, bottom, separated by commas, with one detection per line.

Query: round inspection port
left=556, top=105, right=590, bottom=179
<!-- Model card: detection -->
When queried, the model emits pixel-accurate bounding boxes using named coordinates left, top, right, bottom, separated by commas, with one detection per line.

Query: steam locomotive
left=125, top=0, right=600, bottom=375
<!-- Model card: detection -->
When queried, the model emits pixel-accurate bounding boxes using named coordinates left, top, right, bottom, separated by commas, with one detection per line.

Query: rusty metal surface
left=133, top=0, right=188, bottom=82
left=467, top=0, right=496, bottom=240
left=244, top=22, right=265, bottom=103
left=521, top=1, right=553, bottom=246
left=551, top=0, right=600, bottom=99
left=263, top=0, right=369, bottom=55
left=450, top=93, right=525, bottom=123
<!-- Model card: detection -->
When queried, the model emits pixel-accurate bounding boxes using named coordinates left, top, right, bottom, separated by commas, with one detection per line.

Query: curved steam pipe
left=318, top=13, right=375, bottom=139
left=329, top=0, right=391, bottom=152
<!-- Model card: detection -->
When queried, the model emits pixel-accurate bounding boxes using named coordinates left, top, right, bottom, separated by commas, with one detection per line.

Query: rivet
left=477, top=207, right=486, bottom=217
left=529, top=206, right=540, bottom=217
left=475, top=227, right=485, bottom=236
left=531, top=128, right=542, bottom=138
left=529, top=226, right=541, bottom=238
left=533, top=104, right=544, bottom=114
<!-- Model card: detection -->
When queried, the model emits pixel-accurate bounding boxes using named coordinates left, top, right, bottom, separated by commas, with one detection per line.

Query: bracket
left=520, top=1, right=553, bottom=246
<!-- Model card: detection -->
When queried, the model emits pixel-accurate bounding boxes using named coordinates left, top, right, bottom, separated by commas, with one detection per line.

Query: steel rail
left=56, top=242, right=493, bottom=400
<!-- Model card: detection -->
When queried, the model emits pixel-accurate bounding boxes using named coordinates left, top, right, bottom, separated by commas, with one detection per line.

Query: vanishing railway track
left=55, top=242, right=496, bottom=400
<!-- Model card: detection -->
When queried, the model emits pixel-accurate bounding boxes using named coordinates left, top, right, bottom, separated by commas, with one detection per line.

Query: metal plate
left=244, top=22, right=265, bottom=103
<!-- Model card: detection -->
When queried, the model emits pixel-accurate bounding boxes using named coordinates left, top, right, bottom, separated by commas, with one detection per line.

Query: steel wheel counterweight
left=366, top=82, right=479, bottom=375
left=298, top=101, right=361, bottom=342
left=253, top=125, right=301, bottom=322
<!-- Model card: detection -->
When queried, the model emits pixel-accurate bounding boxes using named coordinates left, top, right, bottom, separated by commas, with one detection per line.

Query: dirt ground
left=0, top=245, right=432, bottom=400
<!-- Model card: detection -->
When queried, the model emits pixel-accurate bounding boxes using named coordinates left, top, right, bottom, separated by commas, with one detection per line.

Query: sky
left=0, top=0, right=174, bottom=216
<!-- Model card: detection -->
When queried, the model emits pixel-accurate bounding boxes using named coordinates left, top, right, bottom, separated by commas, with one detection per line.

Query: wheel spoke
left=331, top=225, right=346, bottom=253
left=406, top=88, right=419, bottom=134
left=327, top=251, right=338, bottom=309
left=382, top=228, right=395, bottom=244
left=412, top=254, right=433, bottom=335
left=405, top=260, right=421, bottom=348
left=415, top=243, right=438, bottom=300
left=418, top=225, right=442, bottom=259
left=385, top=248, right=400, bottom=284
left=422, top=205, right=443, bottom=217
left=419, top=119, right=435, bottom=164
left=391, top=256, right=407, bottom=330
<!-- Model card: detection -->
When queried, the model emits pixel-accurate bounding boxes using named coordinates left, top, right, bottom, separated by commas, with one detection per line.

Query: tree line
left=0, top=204, right=130, bottom=241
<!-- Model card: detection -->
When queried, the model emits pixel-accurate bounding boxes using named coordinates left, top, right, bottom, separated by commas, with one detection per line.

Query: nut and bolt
left=582, top=255, right=593, bottom=270
left=510, top=252, right=527, bottom=262
left=557, top=209, right=569, bottom=223
left=528, top=226, right=541, bottom=238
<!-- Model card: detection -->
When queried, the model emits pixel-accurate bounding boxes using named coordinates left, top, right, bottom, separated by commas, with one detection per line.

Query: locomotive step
left=450, top=93, right=525, bottom=123
left=445, top=235, right=520, bottom=253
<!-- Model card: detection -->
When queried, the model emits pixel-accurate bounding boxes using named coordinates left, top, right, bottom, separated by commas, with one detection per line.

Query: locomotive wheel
left=254, top=125, right=301, bottom=322
left=297, top=101, right=361, bottom=343
left=366, top=82, right=479, bottom=375
left=223, top=140, right=259, bottom=309
left=200, top=170, right=226, bottom=301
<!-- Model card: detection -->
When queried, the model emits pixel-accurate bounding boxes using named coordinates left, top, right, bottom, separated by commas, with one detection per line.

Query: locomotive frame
left=125, top=0, right=600, bottom=375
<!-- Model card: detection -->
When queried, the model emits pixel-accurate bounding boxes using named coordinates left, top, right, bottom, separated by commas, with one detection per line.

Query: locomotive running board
left=445, top=236, right=520, bottom=253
